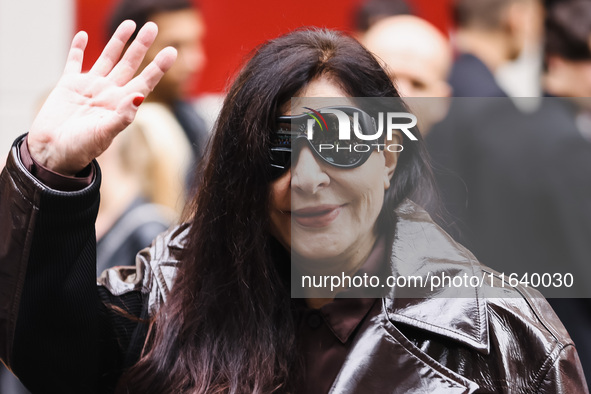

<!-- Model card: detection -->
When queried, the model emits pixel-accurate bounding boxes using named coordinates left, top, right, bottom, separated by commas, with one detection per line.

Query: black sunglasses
left=269, top=106, right=382, bottom=179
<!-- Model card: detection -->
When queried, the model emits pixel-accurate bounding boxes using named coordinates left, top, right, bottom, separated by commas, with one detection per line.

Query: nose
left=291, top=145, right=330, bottom=195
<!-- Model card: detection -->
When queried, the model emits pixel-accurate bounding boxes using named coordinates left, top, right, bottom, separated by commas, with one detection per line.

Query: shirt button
left=307, top=312, right=323, bottom=329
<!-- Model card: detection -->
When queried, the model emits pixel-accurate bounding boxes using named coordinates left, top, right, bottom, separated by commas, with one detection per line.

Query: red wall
left=76, top=0, right=451, bottom=95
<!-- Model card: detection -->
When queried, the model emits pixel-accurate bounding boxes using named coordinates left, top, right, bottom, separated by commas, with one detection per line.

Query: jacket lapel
left=329, top=201, right=489, bottom=393
left=329, top=310, right=479, bottom=393
left=386, top=200, right=490, bottom=353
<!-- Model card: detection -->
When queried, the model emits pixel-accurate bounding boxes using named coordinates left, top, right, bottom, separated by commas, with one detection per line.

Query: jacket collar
left=161, top=202, right=490, bottom=353
left=385, top=200, right=490, bottom=354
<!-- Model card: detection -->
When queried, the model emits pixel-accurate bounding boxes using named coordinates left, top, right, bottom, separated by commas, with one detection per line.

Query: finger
left=112, top=92, right=146, bottom=129
left=109, top=22, right=158, bottom=86
left=126, top=46, right=177, bottom=95
left=89, top=20, right=136, bottom=76
left=63, top=31, right=88, bottom=75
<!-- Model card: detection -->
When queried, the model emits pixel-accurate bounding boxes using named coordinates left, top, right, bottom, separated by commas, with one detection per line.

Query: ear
left=382, top=130, right=403, bottom=190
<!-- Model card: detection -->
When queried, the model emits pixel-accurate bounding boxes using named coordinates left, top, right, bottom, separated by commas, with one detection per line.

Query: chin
left=292, top=237, right=346, bottom=261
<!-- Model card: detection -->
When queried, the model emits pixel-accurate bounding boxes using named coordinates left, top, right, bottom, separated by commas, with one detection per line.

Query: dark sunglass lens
left=270, top=148, right=290, bottom=168
left=310, top=112, right=370, bottom=166
left=269, top=156, right=290, bottom=180
left=273, top=107, right=379, bottom=171
left=314, top=142, right=365, bottom=166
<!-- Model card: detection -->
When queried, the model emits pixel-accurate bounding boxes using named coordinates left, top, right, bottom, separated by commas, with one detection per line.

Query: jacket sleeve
left=523, top=291, right=590, bottom=393
left=0, top=135, right=139, bottom=392
left=538, top=344, right=589, bottom=393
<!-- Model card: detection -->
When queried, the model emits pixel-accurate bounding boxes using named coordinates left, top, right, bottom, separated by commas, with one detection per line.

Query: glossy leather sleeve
left=0, top=135, right=104, bottom=392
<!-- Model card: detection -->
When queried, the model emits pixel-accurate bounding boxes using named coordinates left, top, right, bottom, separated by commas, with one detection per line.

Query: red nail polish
left=133, top=96, right=145, bottom=107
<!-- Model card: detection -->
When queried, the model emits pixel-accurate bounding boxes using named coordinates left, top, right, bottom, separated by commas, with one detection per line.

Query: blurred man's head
left=544, top=0, right=591, bottom=97
left=362, top=15, right=452, bottom=97
left=453, top=0, right=535, bottom=65
left=109, top=0, right=206, bottom=104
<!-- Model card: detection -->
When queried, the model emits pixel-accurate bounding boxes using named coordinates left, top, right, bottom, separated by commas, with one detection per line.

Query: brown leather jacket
left=0, top=136, right=588, bottom=393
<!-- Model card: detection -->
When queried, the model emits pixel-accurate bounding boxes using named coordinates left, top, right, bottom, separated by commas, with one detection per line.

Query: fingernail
left=133, top=96, right=145, bottom=107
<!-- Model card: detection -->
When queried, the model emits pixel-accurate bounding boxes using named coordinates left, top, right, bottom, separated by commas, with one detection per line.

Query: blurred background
left=3, top=0, right=591, bottom=393
left=0, top=0, right=451, bottom=157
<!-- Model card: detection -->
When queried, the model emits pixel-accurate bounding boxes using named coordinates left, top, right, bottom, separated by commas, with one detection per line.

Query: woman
left=0, top=21, right=586, bottom=393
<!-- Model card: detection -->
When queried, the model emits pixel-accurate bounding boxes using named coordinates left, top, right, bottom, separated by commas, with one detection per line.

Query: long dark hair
left=119, top=28, right=433, bottom=393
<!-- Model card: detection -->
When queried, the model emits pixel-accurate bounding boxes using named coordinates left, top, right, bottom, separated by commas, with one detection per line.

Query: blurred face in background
left=361, top=16, right=451, bottom=134
left=143, top=8, right=206, bottom=104
left=362, top=16, right=451, bottom=98
left=544, top=0, right=591, bottom=98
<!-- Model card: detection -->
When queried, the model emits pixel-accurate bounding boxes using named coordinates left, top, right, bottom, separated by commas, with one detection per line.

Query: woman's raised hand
left=27, top=20, right=177, bottom=176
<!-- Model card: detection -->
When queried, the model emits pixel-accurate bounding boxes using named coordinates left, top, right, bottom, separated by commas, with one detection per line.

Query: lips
left=292, top=205, right=342, bottom=228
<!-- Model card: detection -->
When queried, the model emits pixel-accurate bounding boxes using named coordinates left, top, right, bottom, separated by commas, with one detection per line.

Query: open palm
left=28, top=20, right=177, bottom=176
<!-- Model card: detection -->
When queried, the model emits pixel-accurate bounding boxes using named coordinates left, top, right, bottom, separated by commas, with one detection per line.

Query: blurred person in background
left=425, top=0, right=591, bottom=383
left=544, top=0, right=591, bottom=121
left=426, top=0, right=545, bottom=241
left=108, top=0, right=211, bottom=207
left=0, top=2, right=210, bottom=390
left=494, top=0, right=545, bottom=98
left=95, top=126, right=176, bottom=275
left=539, top=0, right=591, bottom=383
left=544, top=0, right=591, bottom=99
left=361, top=15, right=452, bottom=99
left=450, top=0, right=538, bottom=97
left=361, top=14, right=452, bottom=135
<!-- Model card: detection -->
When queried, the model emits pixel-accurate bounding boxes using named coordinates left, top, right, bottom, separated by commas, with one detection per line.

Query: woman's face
left=269, top=76, right=401, bottom=275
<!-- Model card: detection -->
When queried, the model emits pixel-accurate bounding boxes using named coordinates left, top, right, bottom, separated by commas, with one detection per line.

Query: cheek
left=269, top=210, right=291, bottom=250
left=269, top=173, right=291, bottom=208
left=343, top=167, right=386, bottom=225
left=356, top=186, right=385, bottom=224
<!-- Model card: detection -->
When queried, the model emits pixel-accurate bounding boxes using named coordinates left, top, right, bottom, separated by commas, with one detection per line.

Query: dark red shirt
left=296, top=236, right=386, bottom=393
